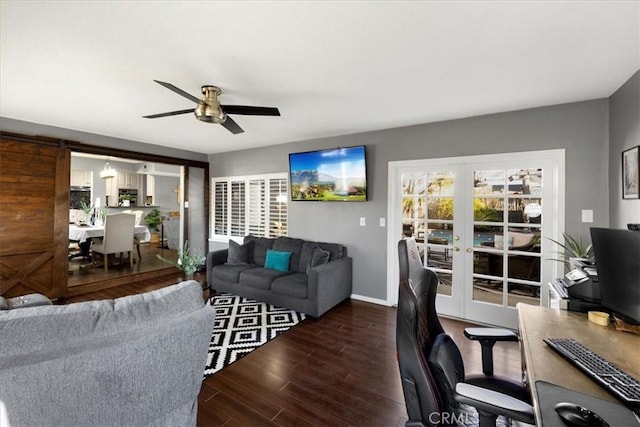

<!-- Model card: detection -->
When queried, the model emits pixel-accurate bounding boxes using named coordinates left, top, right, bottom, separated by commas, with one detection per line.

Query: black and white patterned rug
left=203, top=294, right=306, bottom=378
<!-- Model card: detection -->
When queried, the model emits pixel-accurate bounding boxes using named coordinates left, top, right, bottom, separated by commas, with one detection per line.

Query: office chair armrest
left=464, top=327, right=518, bottom=376
left=455, top=383, right=535, bottom=425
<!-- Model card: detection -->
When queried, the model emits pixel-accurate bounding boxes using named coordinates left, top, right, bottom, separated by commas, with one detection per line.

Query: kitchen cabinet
left=70, top=169, right=92, bottom=187
left=105, top=172, right=143, bottom=206
left=118, top=172, right=141, bottom=189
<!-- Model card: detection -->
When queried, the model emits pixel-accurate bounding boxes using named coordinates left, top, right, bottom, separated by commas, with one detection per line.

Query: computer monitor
left=590, top=227, right=640, bottom=325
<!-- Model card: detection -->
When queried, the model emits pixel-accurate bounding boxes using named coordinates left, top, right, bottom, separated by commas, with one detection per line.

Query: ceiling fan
left=143, top=80, right=280, bottom=134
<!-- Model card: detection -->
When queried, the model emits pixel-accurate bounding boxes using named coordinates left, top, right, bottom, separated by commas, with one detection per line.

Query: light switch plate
left=379, top=217, right=386, bottom=227
left=360, top=217, right=366, bottom=227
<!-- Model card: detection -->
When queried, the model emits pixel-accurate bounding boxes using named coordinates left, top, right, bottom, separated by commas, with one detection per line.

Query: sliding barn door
left=0, top=137, right=70, bottom=299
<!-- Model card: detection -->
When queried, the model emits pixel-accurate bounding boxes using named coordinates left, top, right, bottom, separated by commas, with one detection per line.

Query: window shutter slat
left=212, top=174, right=287, bottom=240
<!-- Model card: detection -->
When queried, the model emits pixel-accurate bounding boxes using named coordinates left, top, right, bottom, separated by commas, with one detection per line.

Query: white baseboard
left=350, top=293, right=393, bottom=307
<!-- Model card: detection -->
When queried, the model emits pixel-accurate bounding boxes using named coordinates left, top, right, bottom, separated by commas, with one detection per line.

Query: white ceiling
left=1, top=1, right=638, bottom=155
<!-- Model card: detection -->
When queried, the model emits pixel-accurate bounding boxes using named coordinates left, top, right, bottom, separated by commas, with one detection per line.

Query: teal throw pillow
left=264, top=249, right=292, bottom=272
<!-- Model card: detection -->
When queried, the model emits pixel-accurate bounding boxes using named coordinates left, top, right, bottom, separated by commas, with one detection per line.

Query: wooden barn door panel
left=0, top=139, right=70, bottom=299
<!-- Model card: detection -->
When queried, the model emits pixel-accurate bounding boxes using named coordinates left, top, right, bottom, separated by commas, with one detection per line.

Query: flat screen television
left=289, top=145, right=367, bottom=201
left=590, top=227, right=640, bottom=325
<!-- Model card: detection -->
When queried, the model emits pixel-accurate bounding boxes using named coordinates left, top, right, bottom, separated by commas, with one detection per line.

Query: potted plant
left=119, top=194, right=133, bottom=207
left=79, top=201, right=93, bottom=224
left=548, top=232, right=593, bottom=271
left=144, top=208, right=162, bottom=243
left=157, top=240, right=206, bottom=281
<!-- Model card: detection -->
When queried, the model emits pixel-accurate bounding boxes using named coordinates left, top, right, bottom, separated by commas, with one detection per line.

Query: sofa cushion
left=239, top=268, right=291, bottom=290
left=272, top=273, right=308, bottom=299
left=273, top=237, right=305, bottom=272
left=306, top=245, right=331, bottom=274
left=228, top=239, right=253, bottom=264
left=244, top=236, right=274, bottom=266
left=211, top=264, right=257, bottom=283
left=299, top=241, right=346, bottom=272
left=264, top=249, right=292, bottom=272
left=0, top=281, right=204, bottom=359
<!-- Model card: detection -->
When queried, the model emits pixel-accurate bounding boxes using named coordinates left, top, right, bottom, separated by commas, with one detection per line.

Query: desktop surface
left=517, top=304, right=640, bottom=423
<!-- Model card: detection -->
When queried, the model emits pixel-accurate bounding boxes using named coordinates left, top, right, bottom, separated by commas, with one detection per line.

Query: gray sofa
left=206, top=235, right=352, bottom=317
left=0, top=280, right=215, bottom=427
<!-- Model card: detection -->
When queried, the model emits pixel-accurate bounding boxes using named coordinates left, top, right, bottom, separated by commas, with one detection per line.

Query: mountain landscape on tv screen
left=290, top=170, right=366, bottom=201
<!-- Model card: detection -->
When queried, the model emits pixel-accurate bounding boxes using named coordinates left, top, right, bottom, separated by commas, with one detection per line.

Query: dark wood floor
left=67, top=277, right=523, bottom=426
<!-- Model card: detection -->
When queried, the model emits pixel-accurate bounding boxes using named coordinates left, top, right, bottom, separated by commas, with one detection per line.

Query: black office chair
left=396, top=238, right=534, bottom=426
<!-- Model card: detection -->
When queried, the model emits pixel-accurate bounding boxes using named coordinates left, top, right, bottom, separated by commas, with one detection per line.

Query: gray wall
left=187, top=167, right=207, bottom=257
left=609, top=70, right=640, bottom=228
left=153, top=175, right=181, bottom=213
left=210, top=99, right=610, bottom=301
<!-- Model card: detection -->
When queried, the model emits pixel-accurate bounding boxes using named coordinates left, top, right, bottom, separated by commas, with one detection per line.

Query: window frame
left=211, top=173, right=288, bottom=242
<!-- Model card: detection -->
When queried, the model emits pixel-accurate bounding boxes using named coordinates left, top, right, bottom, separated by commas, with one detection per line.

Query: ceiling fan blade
left=221, top=116, right=244, bottom=134
left=221, top=105, right=280, bottom=116
left=153, top=80, right=201, bottom=104
left=142, top=108, right=195, bottom=119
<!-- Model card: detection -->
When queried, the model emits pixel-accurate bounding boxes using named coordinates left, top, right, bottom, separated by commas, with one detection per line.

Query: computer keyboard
left=544, top=338, right=640, bottom=408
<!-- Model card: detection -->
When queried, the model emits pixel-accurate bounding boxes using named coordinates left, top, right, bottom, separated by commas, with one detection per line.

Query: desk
left=518, top=304, right=640, bottom=423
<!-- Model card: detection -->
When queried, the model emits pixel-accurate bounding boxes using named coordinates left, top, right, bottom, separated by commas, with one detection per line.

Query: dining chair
left=91, top=213, right=135, bottom=272
left=122, top=209, right=144, bottom=261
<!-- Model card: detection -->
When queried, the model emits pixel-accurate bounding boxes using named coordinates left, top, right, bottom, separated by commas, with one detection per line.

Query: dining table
left=69, top=224, right=150, bottom=260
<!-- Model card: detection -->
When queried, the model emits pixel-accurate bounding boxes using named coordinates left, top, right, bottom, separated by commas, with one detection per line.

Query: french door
left=387, top=150, right=564, bottom=328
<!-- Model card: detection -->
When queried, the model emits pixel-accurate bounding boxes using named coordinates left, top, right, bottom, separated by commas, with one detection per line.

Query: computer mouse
left=554, top=402, right=609, bottom=427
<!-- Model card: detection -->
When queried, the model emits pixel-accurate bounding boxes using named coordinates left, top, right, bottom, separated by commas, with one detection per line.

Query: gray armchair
left=0, top=281, right=214, bottom=426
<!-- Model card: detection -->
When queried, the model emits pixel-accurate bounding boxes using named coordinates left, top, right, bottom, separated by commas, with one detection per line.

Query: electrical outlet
left=581, top=209, right=593, bottom=223
left=360, top=217, right=366, bottom=227
left=379, top=217, right=386, bottom=227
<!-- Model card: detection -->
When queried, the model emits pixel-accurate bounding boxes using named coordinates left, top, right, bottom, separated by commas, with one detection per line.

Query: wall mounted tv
left=289, top=145, right=367, bottom=201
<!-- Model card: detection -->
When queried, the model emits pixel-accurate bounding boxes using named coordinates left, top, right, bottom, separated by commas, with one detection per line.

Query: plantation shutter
left=248, top=179, right=266, bottom=237
left=269, top=177, right=288, bottom=237
left=213, top=181, right=228, bottom=235
left=211, top=173, right=287, bottom=240
left=230, top=180, right=245, bottom=236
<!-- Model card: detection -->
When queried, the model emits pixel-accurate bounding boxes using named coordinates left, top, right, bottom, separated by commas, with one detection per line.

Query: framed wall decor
left=622, top=145, right=639, bottom=199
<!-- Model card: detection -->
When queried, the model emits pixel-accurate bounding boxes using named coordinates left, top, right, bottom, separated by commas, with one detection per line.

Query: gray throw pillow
left=228, top=239, right=252, bottom=264
left=307, top=245, right=330, bottom=274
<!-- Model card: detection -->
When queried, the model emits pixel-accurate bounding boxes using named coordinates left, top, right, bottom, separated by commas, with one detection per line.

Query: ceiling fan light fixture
left=144, top=80, right=279, bottom=134
left=194, top=101, right=226, bottom=123
left=194, top=85, right=226, bottom=123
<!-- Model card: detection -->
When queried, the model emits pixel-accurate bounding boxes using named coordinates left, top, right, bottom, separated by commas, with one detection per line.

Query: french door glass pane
left=472, top=167, right=543, bottom=307
left=506, top=169, right=543, bottom=196
left=474, top=170, right=505, bottom=195
left=437, top=272, right=453, bottom=296
left=402, top=174, right=426, bottom=196
left=427, top=172, right=454, bottom=196
left=428, top=197, right=453, bottom=220
left=425, top=171, right=454, bottom=280
left=507, top=282, right=540, bottom=307
left=402, top=197, right=426, bottom=224
left=473, top=278, right=503, bottom=305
